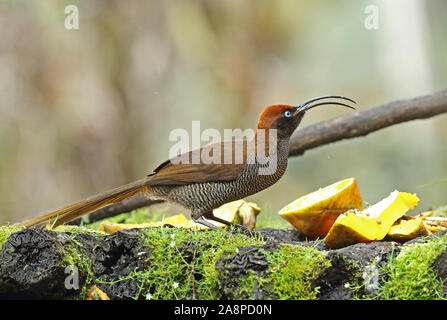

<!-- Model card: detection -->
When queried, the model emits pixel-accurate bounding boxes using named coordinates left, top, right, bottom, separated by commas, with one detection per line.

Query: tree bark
left=289, top=89, right=447, bottom=156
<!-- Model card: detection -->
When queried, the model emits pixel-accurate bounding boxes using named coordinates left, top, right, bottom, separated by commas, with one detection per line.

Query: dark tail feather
left=21, top=178, right=151, bottom=228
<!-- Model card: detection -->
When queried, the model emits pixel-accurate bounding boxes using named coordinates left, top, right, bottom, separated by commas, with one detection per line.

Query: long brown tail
left=21, top=178, right=151, bottom=228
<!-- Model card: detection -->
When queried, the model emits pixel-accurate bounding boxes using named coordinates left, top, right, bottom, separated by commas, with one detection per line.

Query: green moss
left=348, top=258, right=381, bottom=300
left=54, top=226, right=99, bottom=299
left=236, top=269, right=266, bottom=298
left=224, top=243, right=331, bottom=300
left=0, top=224, right=24, bottom=250
left=261, top=244, right=331, bottom=299
left=60, top=239, right=95, bottom=299
left=92, top=225, right=332, bottom=300
left=96, top=226, right=264, bottom=300
left=54, top=225, right=106, bottom=237
left=377, top=234, right=447, bottom=300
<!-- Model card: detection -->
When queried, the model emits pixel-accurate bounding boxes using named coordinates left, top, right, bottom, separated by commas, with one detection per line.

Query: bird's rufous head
left=257, top=95, right=356, bottom=139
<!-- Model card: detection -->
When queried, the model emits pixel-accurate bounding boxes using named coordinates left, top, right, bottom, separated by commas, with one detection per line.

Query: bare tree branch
left=289, top=89, right=447, bottom=156
left=73, top=89, right=447, bottom=225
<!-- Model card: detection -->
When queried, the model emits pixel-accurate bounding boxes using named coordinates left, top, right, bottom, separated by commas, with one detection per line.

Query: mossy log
left=0, top=227, right=446, bottom=300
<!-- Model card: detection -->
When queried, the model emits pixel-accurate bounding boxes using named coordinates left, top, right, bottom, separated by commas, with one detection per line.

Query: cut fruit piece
left=86, top=285, right=110, bottom=300
left=160, top=214, right=192, bottom=228
left=99, top=221, right=144, bottom=233
left=237, top=201, right=261, bottom=230
left=212, top=200, right=246, bottom=228
left=386, top=216, right=429, bottom=242
left=420, top=215, right=447, bottom=233
left=278, top=178, right=362, bottom=239
left=424, top=224, right=446, bottom=233
left=324, top=191, right=419, bottom=249
left=418, top=210, right=433, bottom=218
left=99, top=213, right=194, bottom=233
left=212, top=200, right=261, bottom=230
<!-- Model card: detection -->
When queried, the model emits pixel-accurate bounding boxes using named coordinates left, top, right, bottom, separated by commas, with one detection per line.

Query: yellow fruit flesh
left=86, top=285, right=110, bottom=300
left=387, top=217, right=429, bottom=242
left=211, top=200, right=245, bottom=228
left=99, top=214, right=193, bottom=233
left=278, top=178, right=362, bottom=239
left=324, top=191, right=419, bottom=249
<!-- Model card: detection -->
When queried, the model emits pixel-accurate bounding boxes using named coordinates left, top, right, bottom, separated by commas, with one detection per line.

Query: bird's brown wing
left=21, top=140, right=255, bottom=228
left=145, top=139, right=254, bottom=186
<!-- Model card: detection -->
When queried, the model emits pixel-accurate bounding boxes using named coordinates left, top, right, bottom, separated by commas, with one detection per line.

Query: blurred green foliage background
left=0, top=0, right=446, bottom=225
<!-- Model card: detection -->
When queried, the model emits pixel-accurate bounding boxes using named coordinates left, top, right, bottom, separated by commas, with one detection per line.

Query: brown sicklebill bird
left=22, top=95, right=356, bottom=231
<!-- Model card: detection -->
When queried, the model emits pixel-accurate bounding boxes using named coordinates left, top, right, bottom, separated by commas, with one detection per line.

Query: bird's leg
left=191, top=211, right=258, bottom=238
left=203, top=211, right=251, bottom=233
left=191, top=212, right=221, bottom=230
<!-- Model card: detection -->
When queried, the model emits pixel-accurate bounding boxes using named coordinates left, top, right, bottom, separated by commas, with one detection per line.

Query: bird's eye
left=284, top=110, right=292, bottom=117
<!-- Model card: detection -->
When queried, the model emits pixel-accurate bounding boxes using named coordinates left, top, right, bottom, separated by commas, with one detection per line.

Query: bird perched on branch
left=22, top=96, right=356, bottom=231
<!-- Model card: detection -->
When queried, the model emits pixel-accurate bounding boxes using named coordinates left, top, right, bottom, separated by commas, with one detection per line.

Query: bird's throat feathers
left=253, top=128, right=282, bottom=158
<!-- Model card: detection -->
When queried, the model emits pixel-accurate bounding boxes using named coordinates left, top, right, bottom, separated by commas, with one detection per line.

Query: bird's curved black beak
left=293, top=95, right=357, bottom=116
